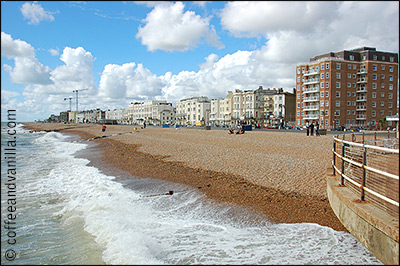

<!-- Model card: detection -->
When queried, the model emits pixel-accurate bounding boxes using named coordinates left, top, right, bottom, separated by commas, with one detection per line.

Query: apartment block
left=175, top=96, right=211, bottom=126
left=296, top=47, right=398, bottom=129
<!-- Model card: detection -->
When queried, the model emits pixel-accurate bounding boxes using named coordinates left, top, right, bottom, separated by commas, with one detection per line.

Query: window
left=347, top=110, right=351, bottom=115
left=381, top=83, right=385, bottom=89
left=326, top=63, right=329, bottom=69
left=335, top=110, right=340, bottom=115
left=336, top=91, right=340, bottom=97
left=347, top=92, right=351, bottom=97
left=388, top=93, right=393, bottom=99
left=380, top=101, right=384, bottom=107
left=372, top=111, right=376, bottom=117
left=347, top=82, right=351, bottom=88
left=352, top=111, right=356, bottom=115
left=389, top=102, right=393, bottom=108
left=347, top=101, right=351, bottom=106
left=352, top=92, right=356, bottom=97
left=347, top=73, right=351, bottom=79
left=352, top=101, right=356, bottom=106
left=381, top=92, right=384, bottom=98
left=373, top=74, right=377, bottom=80
left=336, top=82, right=341, bottom=88
left=326, top=82, right=329, bottom=88
left=372, top=83, right=377, bottom=89
left=389, top=84, right=393, bottom=90
left=381, top=74, right=385, bottom=79
left=389, top=66, right=394, bottom=72
left=389, top=75, right=393, bottom=81
left=320, top=91, right=324, bottom=98
left=372, top=101, right=376, bottom=108
left=349, top=55, right=354, bottom=61
left=326, top=92, right=329, bottom=97
left=321, top=63, right=324, bottom=70
left=336, top=73, right=341, bottom=79
left=336, top=63, right=341, bottom=70
left=348, top=64, right=352, bottom=70
left=380, top=110, right=384, bottom=116
left=326, top=101, right=329, bottom=107
left=297, top=68, right=301, bottom=74
left=372, top=92, right=376, bottom=98
left=382, top=65, right=385, bottom=70
left=321, top=82, right=324, bottom=88
left=390, top=57, right=394, bottom=62
left=321, top=73, right=324, bottom=79
left=321, top=101, right=324, bottom=107
left=373, top=65, right=377, bottom=71
left=373, top=55, right=377, bottom=60
left=336, top=100, right=340, bottom=107
left=326, top=73, right=329, bottom=79
left=382, top=55, right=385, bottom=60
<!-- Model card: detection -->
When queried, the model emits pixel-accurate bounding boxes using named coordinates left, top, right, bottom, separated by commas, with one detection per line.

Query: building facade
left=129, top=100, right=175, bottom=125
left=296, top=47, right=398, bottom=129
left=175, top=96, right=211, bottom=126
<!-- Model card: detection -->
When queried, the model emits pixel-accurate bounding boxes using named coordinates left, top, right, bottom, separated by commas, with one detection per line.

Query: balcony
left=356, top=105, right=367, bottom=111
left=304, top=69, right=320, bottom=76
left=357, top=78, right=368, bottom=83
left=356, top=86, right=367, bottom=93
left=304, top=96, right=319, bottom=102
left=356, top=115, right=367, bottom=120
left=356, top=96, right=367, bottom=102
left=303, top=105, right=319, bottom=111
left=303, top=114, right=319, bottom=119
left=303, top=78, right=320, bottom=85
left=303, top=87, right=319, bottom=94
left=356, top=68, right=367, bottom=74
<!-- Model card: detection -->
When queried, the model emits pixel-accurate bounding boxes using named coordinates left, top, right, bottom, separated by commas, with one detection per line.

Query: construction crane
left=64, top=97, right=73, bottom=112
left=72, top=88, right=89, bottom=111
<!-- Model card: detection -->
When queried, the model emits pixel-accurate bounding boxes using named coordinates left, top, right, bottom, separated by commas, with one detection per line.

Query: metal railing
left=332, top=131, right=399, bottom=217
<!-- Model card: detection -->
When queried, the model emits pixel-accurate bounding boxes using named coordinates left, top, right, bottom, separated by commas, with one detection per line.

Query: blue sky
left=1, top=1, right=399, bottom=122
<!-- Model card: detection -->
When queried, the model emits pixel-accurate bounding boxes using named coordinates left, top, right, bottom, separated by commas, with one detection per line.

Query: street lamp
left=64, top=97, right=73, bottom=112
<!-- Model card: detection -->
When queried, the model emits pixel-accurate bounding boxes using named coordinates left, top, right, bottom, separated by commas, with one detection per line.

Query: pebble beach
left=23, top=122, right=347, bottom=231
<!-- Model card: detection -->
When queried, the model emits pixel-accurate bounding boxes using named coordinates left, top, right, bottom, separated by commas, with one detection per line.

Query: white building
left=129, top=100, right=175, bottom=125
left=175, top=96, right=211, bottom=126
left=210, top=91, right=233, bottom=126
left=106, top=109, right=128, bottom=124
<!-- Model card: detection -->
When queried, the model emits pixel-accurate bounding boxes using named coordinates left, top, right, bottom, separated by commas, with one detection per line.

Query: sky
left=1, top=1, right=399, bottom=122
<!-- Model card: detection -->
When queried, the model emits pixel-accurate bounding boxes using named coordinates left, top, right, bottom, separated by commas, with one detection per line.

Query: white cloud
left=98, top=62, right=164, bottom=100
left=1, top=32, right=52, bottom=85
left=1, top=32, right=35, bottom=58
left=49, top=48, right=60, bottom=56
left=136, top=1, right=223, bottom=52
left=20, top=2, right=56, bottom=24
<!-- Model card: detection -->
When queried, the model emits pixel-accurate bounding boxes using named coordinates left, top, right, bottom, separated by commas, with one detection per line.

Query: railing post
left=333, top=139, right=336, bottom=175
left=361, top=145, right=367, bottom=201
left=341, top=142, right=345, bottom=185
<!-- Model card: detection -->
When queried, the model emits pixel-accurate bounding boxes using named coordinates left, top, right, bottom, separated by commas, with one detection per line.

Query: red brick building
left=296, top=47, right=398, bottom=130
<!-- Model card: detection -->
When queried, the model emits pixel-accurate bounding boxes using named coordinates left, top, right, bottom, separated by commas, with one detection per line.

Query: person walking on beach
left=315, top=121, right=320, bottom=136
left=305, top=121, right=310, bottom=136
left=101, top=124, right=107, bottom=132
left=310, top=122, right=314, bottom=136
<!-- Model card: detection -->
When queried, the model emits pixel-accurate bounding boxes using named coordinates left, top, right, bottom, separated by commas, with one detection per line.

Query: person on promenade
left=143, top=121, right=146, bottom=129
left=228, top=127, right=234, bottom=134
left=305, top=121, right=310, bottom=136
left=315, top=121, right=320, bottom=136
left=310, top=122, right=314, bottom=136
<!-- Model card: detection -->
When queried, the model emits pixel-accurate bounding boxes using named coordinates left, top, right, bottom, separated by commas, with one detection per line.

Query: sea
left=1, top=122, right=382, bottom=265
